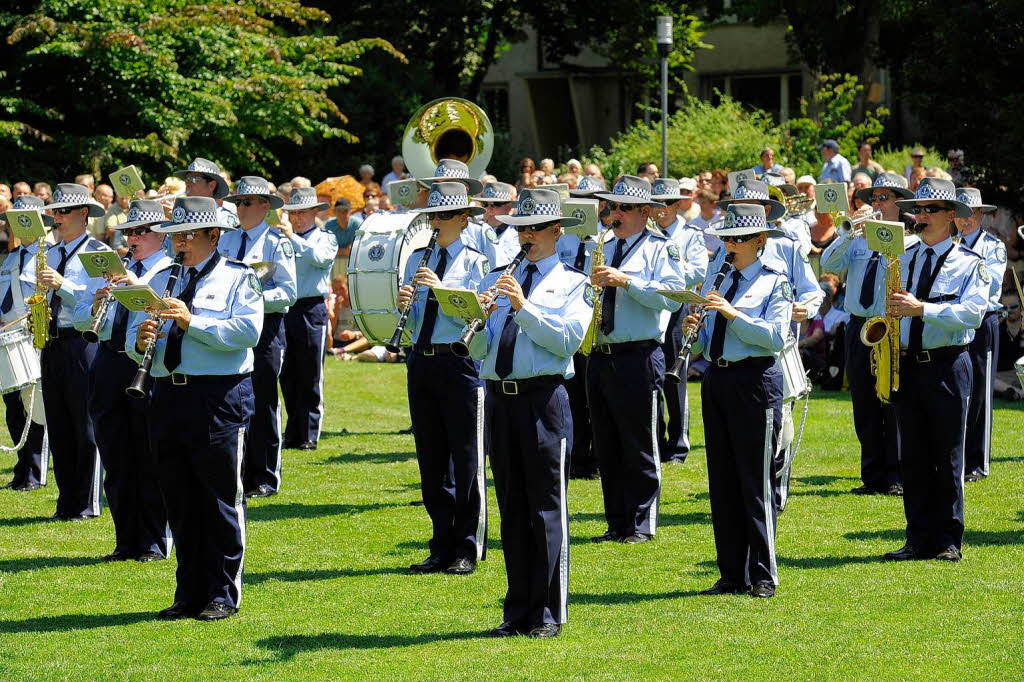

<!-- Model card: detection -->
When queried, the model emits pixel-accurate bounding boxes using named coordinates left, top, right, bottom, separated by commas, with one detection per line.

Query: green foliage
left=871, top=144, right=944, bottom=176
left=0, top=0, right=403, bottom=184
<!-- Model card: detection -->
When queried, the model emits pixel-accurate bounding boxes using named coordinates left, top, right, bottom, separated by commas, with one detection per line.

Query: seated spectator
left=566, top=159, right=582, bottom=176
left=677, top=178, right=700, bottom=222
left=105, top=192, right=132, bottom=256
left=75, top=173, right=96, bottom=191
left=908, top=166, right=926, bottom=192
left=33, top=182, right=52, bottom=203
left=517, top=157, right=536, bottom=190
left=539, top=158, right=555, bottom=175
left=0, top=184, right=11, bottom=202
left=925, top=166, right=952, bottom=181
left=904, top=147, right=925, bottom=183
left=361, top=197, right=379, bottom=218
left=277, top=181, right=293, bottom=204
left=852, top=142, right=884, bottom=180
left=753, top=146, right=783, bottom=175
left=381, top=155, right=406, bottom=191
left=947, top=149, right=969, bottom=185
left=709, top=169, right=727, bottom=198
left=90, top=183, right=115, bottom=242
left=584, top=163, right=603, bottom=179
left=995, top=292, right=1023, bottom=400
left=11, top=182, right=31, bottom=199
left=324, top=198, right=356, bottom=279
left=557, top=173, right=578, bottom=189
left=850, top=173, right=873, bottom=210
left=636, top=162, right=659, bottom=182
left=780, top=167, right=797, bottom=185
left=379, top=193, right=393, bottom=212
left=689, top=188, right=724, bottom=254
left=804, top=272, right=849, bottom=388
left=696, top=170, right=713, bottom=191
left=290, top=176, right=312, bottom=189
left=358, top=164, right=381, bottom=196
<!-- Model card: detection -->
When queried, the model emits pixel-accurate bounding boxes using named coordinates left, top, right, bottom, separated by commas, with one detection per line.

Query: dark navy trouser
left=845, top=317, right=901, bottom=489
left=281, top=297, right=328, bottom=446
left=3, top=389, right=47, bottom=488
left=965, top=311, right=999, bottom=476
left=564, top=352, right=595, bottom=475
left=244, top=312, right=284, bottom=492
left=658, top=308, right=690, bottom=462
left=151, top=374, right=253, bottom=609
left=488, top=381, right=571, bottom=626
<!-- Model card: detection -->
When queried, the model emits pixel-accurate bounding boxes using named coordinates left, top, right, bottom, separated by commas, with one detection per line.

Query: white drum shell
left=778, top=338, right=811, bottom=402
left=0, top=325, right=41, bottom=394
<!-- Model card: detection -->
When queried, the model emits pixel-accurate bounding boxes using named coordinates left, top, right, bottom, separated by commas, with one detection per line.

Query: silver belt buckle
left=171, top=373, right=188, bottom=386
left=916, top=350, right=931, bottom=364
left=501, top=380, right=519, bottom=395
left=420, top=346, right=435, bottom=357
left=716, top=358, right=729, bottom=367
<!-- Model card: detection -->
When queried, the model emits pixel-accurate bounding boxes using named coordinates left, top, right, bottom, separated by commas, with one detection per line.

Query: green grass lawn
left=1, top=362, right=1022, bottom=680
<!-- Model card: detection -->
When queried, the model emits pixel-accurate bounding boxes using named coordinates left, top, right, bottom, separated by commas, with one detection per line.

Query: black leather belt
left=100, top=341, right=127, bottom=355
left=415, top=344, right=456, bottom=357
left=592, top=340, right=659, bottom=355
left=52, top=327, right=78, bottom=340
left=294, top=296, right=325, bottom=306
left=709, top=356, right=775, bottom=370
left=155, top=372, right=251, bottom=386
left=487, top=375, right=564, bottom=396
left=901, top=346, right=966, bottom=364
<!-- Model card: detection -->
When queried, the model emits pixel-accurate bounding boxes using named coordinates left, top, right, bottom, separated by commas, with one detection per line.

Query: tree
left=0, top=0, right=403, bottom=184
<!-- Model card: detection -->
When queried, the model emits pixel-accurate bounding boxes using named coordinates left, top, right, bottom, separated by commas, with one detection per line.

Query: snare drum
left=0, top=324, right=41, bottom=394
left=778, top=337, right=811, bottom=402
left=347, top=212, right=432, bottom=345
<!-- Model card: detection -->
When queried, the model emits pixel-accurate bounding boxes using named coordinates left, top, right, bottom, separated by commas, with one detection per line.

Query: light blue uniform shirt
left=21, top=233, right=110, bottom=329
left=400, top=235, right=489, bottom=346
left=289, top=226, right=337, bottom=299
left=691, top=259, right=793, bottom=361
left=218, top=203, right=239, bottom=229
left=0, top=242, right=41, bottom=325
left=464, top=220, right=521, bottom=269
left=779, top=216, right=812, bottom=258
left=471, top=252, right=590, bottom=380
left=217, top=221, right=297, bottom=314
left=555, top=233, right=598, bottom=272
left=820, top=229, right=921, bottom=318
left=710, top=236, right=824, bottom=318
left=899, top=237, right=988, bottom=349
left=662, top=216, right=709, bottom=288
left=71, top=250, right=172, bottom=341
left=596, top=230, right=686, bottom=344
left=126, top=253, right=264, bottom=376
left=819, top=154, right=852, bottom=183
left=960, top=229, right=1007, bottom=312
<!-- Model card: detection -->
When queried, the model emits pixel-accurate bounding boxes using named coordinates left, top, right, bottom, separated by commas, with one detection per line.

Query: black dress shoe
left=750, top=581, right=775, bottom=598
left=2, top=480, right=14, bottom=489
left=67, top=514, right=98, bottom=522
left=489, top=621, right=525, bottom=637
left=620, top=532, right=651, bottom=545
left=245, top=484, right=276, bottom=499
left=591, top=529, right=621, bottom=543
left=158, top=601, right=197, bottom=620
left=103, top=550, right=132, bottom=562
left=700, top=579, right=748, bottom=595
left=934, top=546, right=962, bottom=562
left=886, top=483, right=904, bottom=496
left=196, top=601, right=238, bottom=621
left=851, top=484, right=883, bottom=495
left=13, top=482, right=41, bottom=492
left=444, top=556, right=476, bottom=575
left=409, top=555, right=449, bottom=574
left=136, top=551, right=166, bottom=563
left=527, top=623, right=561, bottom=638
left=964, top=470, right=984, bottom=483
left=883, top=543, right=923, bottom=561
left=297, top=441, right=317, bottom=451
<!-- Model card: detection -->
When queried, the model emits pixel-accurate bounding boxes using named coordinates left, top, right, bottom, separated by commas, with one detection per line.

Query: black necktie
left=600, top=238, right=626, bottom=335
left=413, top=248, right=449, bottom=352
left=573, top=241, right=588, bottom=270
left=709, top=270, right=741, bottom=361
left=235, top=231, right=249, bottom=260
left=859, top=252, right=880, bottom=309
left=164, top=254, right=220, bottom=372
left=1, top=249, right=29, bottom=314
left=110, top=260, right=145, bottom=350
left=48, top=245, right=70, bottom=335
left=495, top=263, right=538, bottom=378
left=908, top=247, right=934, bottom=353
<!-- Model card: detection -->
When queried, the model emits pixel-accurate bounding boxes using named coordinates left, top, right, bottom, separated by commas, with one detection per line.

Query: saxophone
left=859, top=250, right=901, bottom=403
left=580, top=226, right=611, bottom=356
left=25, top=236, right=51, bottom=350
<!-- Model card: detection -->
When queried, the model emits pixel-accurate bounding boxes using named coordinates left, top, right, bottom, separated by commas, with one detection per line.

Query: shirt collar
left=738, top=257, right=764, bottom=281
left=59, top=232, right=89, bottom=250
left=187, top=250, right=217, bottom=274
left=242, top=221, right=270, bottom=240
left=133, top=249, right=167, bottom=273
left=439, top=236, right=466, bottom=261
left=524, top=252, right=559, bottom=277
left=920, top=236, right=953, bottom=258
left=662, top=216, right=683, bottom=237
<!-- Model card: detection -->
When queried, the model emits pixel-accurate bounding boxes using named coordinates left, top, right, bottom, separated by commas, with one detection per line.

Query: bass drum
left=778, top=337, right=812, bottom=402
left=347, top=211, right=432, bottom=346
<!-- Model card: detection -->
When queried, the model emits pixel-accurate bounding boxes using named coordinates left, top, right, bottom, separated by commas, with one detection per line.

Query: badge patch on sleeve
left=801, top=251, right=810, bottom=263
left=995, top=243, right=1007, bottom=263
left=248, top=272, right=263, bottom=294
left=978, top=262, right=991, bottom=284
left=280, top=240, right=295, bottom=258
left=583, top=283, right=597, bottom=307
left=781, top=280, right=794, bottom=301
left=667, top=244, right=681, bottom=261
left=485, top=227, right=498, bottom=243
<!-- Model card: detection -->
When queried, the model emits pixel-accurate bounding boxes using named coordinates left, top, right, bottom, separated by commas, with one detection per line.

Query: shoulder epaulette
left=956, top=243, right=983, bottom=260
left=562, top=264, right=586, bottom=276
left=488, top=264, right=510, bottom=274
left=463, top=244, right=485, bottom=257
left=762, top=263, right=786, bottom=277
left=223, top=257, right=249, bottom=268
left=649, top=232, right=668, bottom=242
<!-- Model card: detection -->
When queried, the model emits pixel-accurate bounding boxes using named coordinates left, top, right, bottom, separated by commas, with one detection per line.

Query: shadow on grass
left=252, top=630, right=486, bottom=661
left=695, top=555, right=886, bottom=570
left=568, top=511, right=710, bottom=527
left=322, top=451, right=416, bottom=465
left=788, top=489, right=848, bottom=499
left=0, top=611, right=153, bottom=634
left=320, top=430, right=411, bottom=439
left=0, top=516, right=60, bottom=528
left=247, top=567, right=408, bottom=586
left=248, top=502, right=403, bottom=522
left=0, top=555, right=104, bottom=574
left=794, top=475, right=859, bottom=486
left=391, top=539, right=505, bottom=553
left=573, top=589, right=703, bottom=605
left=844, top=528, right=1023, bottom=547
left=993, top=455, right=1024, bottom=463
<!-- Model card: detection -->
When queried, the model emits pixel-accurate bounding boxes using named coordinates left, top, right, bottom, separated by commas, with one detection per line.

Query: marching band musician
left=0, top=196, right=49, bottom=492
left=396, top=182, right=490, bottom=576
left=588, top=175, right=687, bottom=545
left=469, top=181, right=520, bottom=269
left=74, top=200, right=173, bottom=561
left=762, top=172, right=812, bottom=257
left=822, top=172, right=913, bottom=496
left=174, top=157, right=239, bottom=228
left=884, top=178, right=988, bottom=563
left=954, top=188, right=1007, bottom=482
left=279, top=187, right=338, bottom=451
left=650, top=177, right=709, bottom=464
left=25, top=183, right=111, bottom=521
left=470, top=187, right=590, bottom=638
left=682, top=203, right=792, bottom=598
left=127, top=196, right=263, bottom=621
left=217, top=176, right=297, bottom=498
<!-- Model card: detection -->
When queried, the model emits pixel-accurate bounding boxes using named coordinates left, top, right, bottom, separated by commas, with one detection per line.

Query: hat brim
left=224, top=193, right=285, bottom=210
left=173, top=170, right=229, bottom=199
left=650, top=193, right=687, bottom=201
left=568, top=188, right=603, bottom=197
left=473, top=196, right=514, bottom=204
left=708, top=225, right=785, bottom=238
left=114, top=217, right=166, bottom=230
left=592, top=192, right=665, bottom=208
left=282, top=201, right=330, bottom=212
left=46, top=200, right=106, bottom=218
left=413, top=204, right=486, bottom=217
left=717, top=198, right=786, bottom=222
left=894, top=198, right=974, bottom=219
left=854, top=186, right=914, bottom=204
left=152, top=220, right=232, bottom=233
left=416, top=177, right=484, bottom=196
left=496, top=214, right=583, bottom=228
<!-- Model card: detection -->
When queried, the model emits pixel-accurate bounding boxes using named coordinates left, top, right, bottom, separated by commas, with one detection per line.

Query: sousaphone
left=401, top=97, right=494, bottom=179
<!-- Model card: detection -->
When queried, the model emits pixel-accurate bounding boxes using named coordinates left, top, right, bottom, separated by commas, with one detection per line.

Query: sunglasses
left=607, top=201, right=640, bottom=212
left=721, top=233, right=760, bottom=244
left=511, top=223, right=555, bottom=232
left=54, top=207, right=78, bottom=215
left=432, top=210, right=466, bottom=221
left=183, top=176, right=210, bottom=185
left=239, top=198, right=268, bottom=207
left=662, top=199, right=680, bottom=206
left=904, top=204, right=950, bottom=215
left=870, top=193, right=894, bottom=203
left=123, top=227, right=152, bottom=237
left=170, top=229, right=208, bottom=241
left=485, top=202, right=512, bottom=209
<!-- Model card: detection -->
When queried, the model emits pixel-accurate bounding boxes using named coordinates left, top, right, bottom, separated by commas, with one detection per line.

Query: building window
left=699, top=72, right=803, bottom=122
left=481, top=86, right=510, bottom=132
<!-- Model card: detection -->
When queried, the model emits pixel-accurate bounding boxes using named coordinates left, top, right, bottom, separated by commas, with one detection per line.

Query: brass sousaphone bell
left=401, top=97, right=494, bottom=179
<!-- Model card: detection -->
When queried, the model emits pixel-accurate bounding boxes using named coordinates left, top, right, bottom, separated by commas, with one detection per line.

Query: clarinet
left=83, top=245, right=137, bottom=343
left=126, top=252, right=186, bottom=399
left=665, top=252, right=735, bottom=384
left=386, top=228, right=439, bottom=353
left=450, top=243, right=533, bottom=358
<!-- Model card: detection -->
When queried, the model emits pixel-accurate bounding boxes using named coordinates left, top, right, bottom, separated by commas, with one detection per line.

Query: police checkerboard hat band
left=593, top=174, right=665, bottom=206
left=717, top=179, right=786, bottom=221
left=496, top=188, right=583, bottom=228
left=173, top=156, right=230, bottom=199
left=760, top=171, right=797, bottom=196
left=224, top=175, right=284, bottom=210
left=709, top=203, right=784, bottom=238
left=475, top=181, right=515, bottom=203
left=282, top=186, right=329, bottom=212
left=568, top=175, right=606, bottom=197
left=116, top=200, right=168, bottom=230
left=47, top=182, right=107, bottom=218
left=3, top=195, right=54, bottom=226
left=650, top=178, right=686, bottom=200
left=894, top=177, right=973, bottom=218
left=415, top=158, right=483, bottom=195
left=412, top=181, right=485, bottom=216
left=955, top=187, right=996, bottom=213
left=854, top=171, right=914, bottom=204
left=153, top=196, right=232, bottom=233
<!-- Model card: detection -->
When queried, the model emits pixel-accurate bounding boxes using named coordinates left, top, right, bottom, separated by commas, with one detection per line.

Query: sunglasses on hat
left=721, top=233, right=760, bottom=244
left=904, top=204, right=950, bottom=215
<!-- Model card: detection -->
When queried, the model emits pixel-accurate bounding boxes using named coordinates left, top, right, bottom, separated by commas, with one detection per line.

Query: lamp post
left=656, top=15, right=673, bottom=177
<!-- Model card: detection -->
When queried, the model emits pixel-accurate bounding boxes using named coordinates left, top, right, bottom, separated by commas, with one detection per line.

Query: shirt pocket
left=191, top=285, right=231, bottom=316
left=733, top=279, right=774, bottom=317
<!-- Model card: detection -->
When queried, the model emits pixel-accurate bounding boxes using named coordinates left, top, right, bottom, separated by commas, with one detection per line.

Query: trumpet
left=836, top=210, right=882, bottom=236
left=126, top=252, right=186, bottom=399
left=451, top=243, right=532, bottom=357
left=386, top=228, right=438, bottom=353
left=665, top=253, right=735, bottom=384
left=83, top=245, right=136, bottom=343
left=784, top=193, right=814, bottom=218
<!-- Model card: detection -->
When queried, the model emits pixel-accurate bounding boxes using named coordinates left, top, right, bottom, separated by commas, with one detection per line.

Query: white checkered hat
left=2, top=195, right=54, bottom=226
left=415, top=159, right=483, bottom=195
left=282, top=186, right=329, bottom=212
left=173, top=157, right=230, bottom=199
left=650, top=178, right=686, bottom=200
left=708, top=203, right=784, bottom=237
left=224, top=175, right=284, bottom=210
left=593, top=175, right=665, bottom=206
left=496, top=188, right=583, bottom=228
left=47, top=183, right=107, bottom=218
left=412, top=181, right=485, bottom=217
left=717, top=179, right=786, bottom=221
left=954, top=187, right=996, bottom=213
left=760, top=172, right=797, bottom=196
left=475, top=181, right=515, bottom=203
left=569, top=175, right=607, bottom=197
left=895, top=177, right=973, bottom=218
left=854, top=171, right=914, bottom=204
left=153, top=196, right=231, bottom=233
left=116, top=200, right=168, bottom=230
